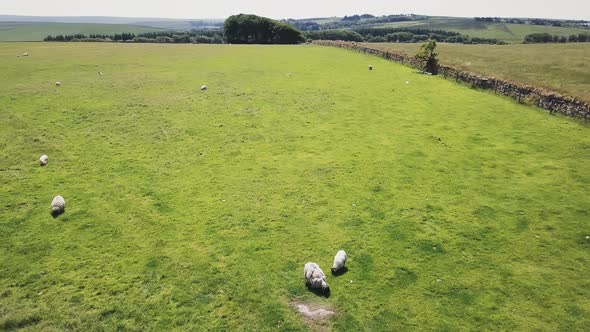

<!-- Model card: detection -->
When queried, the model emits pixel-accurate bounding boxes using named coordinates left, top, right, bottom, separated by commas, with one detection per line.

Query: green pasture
left=0, top=43, right=588, bottom=330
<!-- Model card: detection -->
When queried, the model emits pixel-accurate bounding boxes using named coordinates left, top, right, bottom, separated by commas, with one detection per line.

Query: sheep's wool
left=332, top=250, right=347, bottom=272
left=304, top=262, right=328, bottom=290
left=51, top=195, right=65, bottom=213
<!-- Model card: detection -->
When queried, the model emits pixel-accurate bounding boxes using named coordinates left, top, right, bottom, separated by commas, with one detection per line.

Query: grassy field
left=0, top=22, right=168, bottom=41
left=378, top=17, right=590, bottom=43
left=362, top=42, right=590, bottom=102
left=1, top=42, right=589, bottom=331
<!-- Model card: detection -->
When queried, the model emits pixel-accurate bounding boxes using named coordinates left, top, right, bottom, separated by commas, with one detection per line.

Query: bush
left=192, top=35, right=214, bottom=43
left=366, top=36, right=386, bottom=42
left=386, top=32, right=414, bottom=42
left=156, top=36, right=173, bottom=43
left=416, top=40, right=439, bottom=74
left=411, top=35, right=430, bottom=42
left=132, top=37, right=156, bottom=43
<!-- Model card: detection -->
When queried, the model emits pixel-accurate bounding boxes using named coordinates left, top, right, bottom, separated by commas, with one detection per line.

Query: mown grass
left=380, top=17, right=590, bottom=43
left=1, top=42, right=589, bottom=331
left=0, top=22, right=167, bottom=41
left=362, top=42, right=590, bottom=103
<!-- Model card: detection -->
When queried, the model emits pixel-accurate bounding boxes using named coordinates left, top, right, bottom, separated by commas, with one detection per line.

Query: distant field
left=0, top=22, right=168, bottom=41
left=375, top=17, right=590, bottom=43
left=0, top=15, right=225, bottom=31
left=362, top=42, right=590, bottom=102
left=1, top=42, right=589, bottom=330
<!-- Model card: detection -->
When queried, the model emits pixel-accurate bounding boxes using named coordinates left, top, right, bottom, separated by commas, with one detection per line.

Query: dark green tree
left=224, top=14, right=305, bottom=44
left=415, top=40, right=439, bottom=74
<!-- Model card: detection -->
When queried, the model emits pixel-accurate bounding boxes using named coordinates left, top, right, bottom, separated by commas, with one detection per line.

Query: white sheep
left=304, top=262, right=330, bottom=293
left=22, top=52, right=30, bottom=57
left=331, top=250, right=347, bottom=273
left=201, top=85, right=207, bottom=91
left=55, top=82, right=61, bottom=86
left=98, top=71, right=103, bottom=76
left=369, top=65, right=373, bottom=71
left=51, top=195, right=65, bottom=215
left=39, top=155, right=48, bottom=166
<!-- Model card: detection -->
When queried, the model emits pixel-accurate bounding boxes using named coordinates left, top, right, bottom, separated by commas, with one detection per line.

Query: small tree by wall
left=415, top=40, right=439, bottom=74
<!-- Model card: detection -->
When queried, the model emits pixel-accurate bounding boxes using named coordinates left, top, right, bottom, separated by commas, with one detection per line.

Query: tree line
left=342, top=14, right=376, bottom=21
left=305, top=27, right=504, bottom=44
left=44, top=13, right=308, bottom=45
left=284, top=14, right=423, bottom=32
left=524, top=33, right=590, bottom=43
left=44, top=14, right=589, bottom=45
left=44, top=30, right=225, bottom=44
left=475, top=17, right=589, bottom=28
left=283, top=20, right=321, bottom=31
left=319, top=15, right=422, bottom=30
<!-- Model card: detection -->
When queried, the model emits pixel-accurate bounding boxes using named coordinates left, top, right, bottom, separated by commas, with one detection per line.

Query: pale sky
left=1, top=0, right=589, bottom=20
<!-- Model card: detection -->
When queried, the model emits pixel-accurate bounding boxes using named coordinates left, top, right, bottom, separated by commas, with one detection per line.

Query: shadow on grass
left=331, top=266, right=348, bottom=277
left=51, top=210, right=64, bottom=219
left=305, top=284, right=330, bottom=298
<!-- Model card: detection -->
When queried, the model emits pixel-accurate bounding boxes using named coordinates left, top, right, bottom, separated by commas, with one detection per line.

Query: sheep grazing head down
left=51, top=195, right=65, bottom=215
left=331, top=250, right=348, bottom=273
left=39, top=155, right=48, bottom=166
left=304, top=262, right=330, bottom=294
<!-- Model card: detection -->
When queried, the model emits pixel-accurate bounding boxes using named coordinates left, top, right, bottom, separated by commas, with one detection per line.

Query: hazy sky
left=2, top=0, right=589, bottom=20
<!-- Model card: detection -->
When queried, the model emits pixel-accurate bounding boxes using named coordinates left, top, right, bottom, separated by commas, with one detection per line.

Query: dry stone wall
left=313, top=40, right=590, bottom=120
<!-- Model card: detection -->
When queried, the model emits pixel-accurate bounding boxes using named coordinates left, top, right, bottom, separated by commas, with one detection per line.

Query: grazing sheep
left=51, top=195, right=65, bottom=215
left=304, top=262, right=330, bottom=293
left=55, top=82, right=61, bottom=86
left=201, top=85, right=207, bottom=91
left=331, top=250, right=347, bottom=273
left=22, top=52, right=29, bottom=57
left=98, top=71, right=103, bottom=76
left=39, top=155, right=48, bottom=166
left=369, top=65, right=373, bottom=71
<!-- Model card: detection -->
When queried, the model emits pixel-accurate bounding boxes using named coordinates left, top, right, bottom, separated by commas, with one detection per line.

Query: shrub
left=416, top=40, right=439, bottom=74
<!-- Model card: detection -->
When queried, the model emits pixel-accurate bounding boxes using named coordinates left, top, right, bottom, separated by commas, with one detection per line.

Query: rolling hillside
left=301, top=16, right=590, bottom=43
left=379, top=17, right=590, bottom=43
left=0, top=22, right=169, bottom=41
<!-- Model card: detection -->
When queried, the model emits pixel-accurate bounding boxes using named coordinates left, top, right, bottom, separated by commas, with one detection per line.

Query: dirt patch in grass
left=291, top=300, right=335, bottom=330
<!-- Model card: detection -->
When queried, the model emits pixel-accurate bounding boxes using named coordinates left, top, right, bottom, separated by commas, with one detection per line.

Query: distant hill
left=0, top=22, right=168, bottom=41
left=374, top=17, right=590, bottom=43
left=288, top=15, right=590, bottom=43
left=0, top=15, right=225, bottom=31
